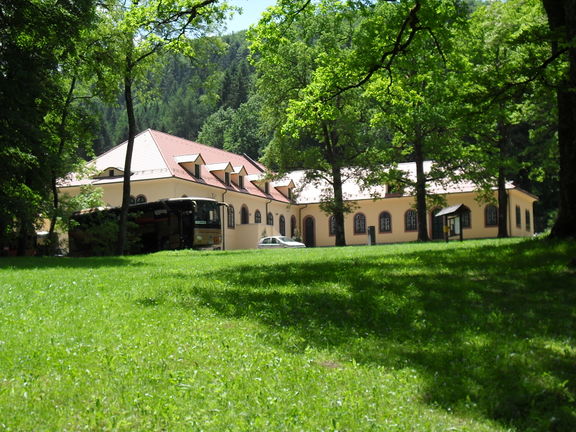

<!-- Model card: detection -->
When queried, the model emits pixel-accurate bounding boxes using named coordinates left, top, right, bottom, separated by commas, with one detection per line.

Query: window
left=279, top=215, right=286, bottom=236
left=485, top=205, right=498, bottom=227
left=238, top=175, right=244, bottom=189
left=109, top=169, right=115, bottom=177
left=129, top=195, right=136, bottom=205
left=264, top=182, right=270, bottom=195
left=227, top=205, right=235, bottom=228
left=225, top=172, right=231, bottom=186
left=354, top=213, right=366, bottom=234
left=241, top=205, right=249, bottom=225
left=291, top=215, right=297, bottom=237
left=328, top=216, right=336, bottom=236
left=254, top=210, right=262, bottom=224
left=194, top=164, right=201, bottom=179
left=461, top=210, right=471, bottom=228
left=267, top=212, right=274, bottom=226
left=135, top=194, right=147, bottom=204
left=516, top=205, right=521, bottom=228
left=405, top=210, right=418, bottom=231
left=525, top=209, right=531, bottom=231
left=379, top=211, right=392, bottom=233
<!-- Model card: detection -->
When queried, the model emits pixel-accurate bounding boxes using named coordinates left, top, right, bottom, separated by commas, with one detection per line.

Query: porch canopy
left=435, top=204, right=471, bottom=242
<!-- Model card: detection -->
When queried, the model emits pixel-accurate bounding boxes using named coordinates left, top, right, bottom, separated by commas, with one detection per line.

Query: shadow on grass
left=168, top=239, right=576, bottom=431
left=0, top=255, right=144, bottom=269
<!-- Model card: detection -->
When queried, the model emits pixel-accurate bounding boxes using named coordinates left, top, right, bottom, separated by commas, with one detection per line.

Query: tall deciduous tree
left=249, top=0, right=390, bottom=246
left=363, top=3, right=466, bottom=242
left=541, top=0, right=576, bottom=239
left=94, top=0, right=230, bottom=254
left=0, top=0, right=95, bottom=254
left=460, top=0, right=553, bottom=238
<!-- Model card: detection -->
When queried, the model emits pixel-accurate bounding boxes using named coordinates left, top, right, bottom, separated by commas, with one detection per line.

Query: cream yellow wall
left=508, top=189, right=536, bottom=237
left=299, top=190, right=536, bottom=247
left=60, top=178, right=299, bottom=251
left=221, top=190, right=298, bottom=250
left=58, top=178, right=536, bottom=250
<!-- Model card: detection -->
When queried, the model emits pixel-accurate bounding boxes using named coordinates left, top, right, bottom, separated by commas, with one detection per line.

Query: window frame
left=353, top=212, right=367, bottom=235
left=227, top=205, right=235, bottom=229
left=379, top=211, right=392, bottom=233
left=279, top=215, right=286, bottom=236
left=485, top=205, right=498, bottom=227
left=404, top=209, right=418, bottom=232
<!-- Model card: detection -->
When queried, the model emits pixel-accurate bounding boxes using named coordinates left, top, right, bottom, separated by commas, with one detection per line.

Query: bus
left=68, top=197, right=224, bottom=256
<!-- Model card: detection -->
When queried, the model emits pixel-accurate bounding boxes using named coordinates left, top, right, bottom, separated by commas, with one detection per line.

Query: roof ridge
left=147, top=129, right=175, bottom=177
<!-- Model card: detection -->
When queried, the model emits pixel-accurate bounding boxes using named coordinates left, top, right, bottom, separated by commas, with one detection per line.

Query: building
left=58, top=129, right=537, bottom=249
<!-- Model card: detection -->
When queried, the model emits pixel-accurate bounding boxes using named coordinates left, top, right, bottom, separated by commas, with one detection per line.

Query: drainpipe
left=221, top=189, right=228, bottom=250
left=507, top=189, right=511, bottom=237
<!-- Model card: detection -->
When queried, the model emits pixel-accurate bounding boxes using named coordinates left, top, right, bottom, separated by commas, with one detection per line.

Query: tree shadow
left=0, top=256, right=144, bottom=269
left=161, top=239, right=576, bottom=430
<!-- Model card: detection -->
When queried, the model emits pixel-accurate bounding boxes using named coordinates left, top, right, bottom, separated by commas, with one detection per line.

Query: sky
left=225, top=0, right=277, bottom=34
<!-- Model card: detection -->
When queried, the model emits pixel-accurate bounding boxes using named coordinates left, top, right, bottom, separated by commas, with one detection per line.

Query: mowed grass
left=0, top=239, right=575, bottom=431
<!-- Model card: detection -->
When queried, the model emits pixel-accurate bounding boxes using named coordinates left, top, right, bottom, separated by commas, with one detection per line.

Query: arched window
left=254, top=209, right=262, bottom=224
left=267, top=212, right=274, bottom=226
left=379, top=211, right=392, bottom=233
left=485, top=205, right=498, bottom=227
left=227, top=205, right=235, bottom=229
left=135, top=194, right=147, bottom=204
left=241, top=205, right=249, bottom=225
left=353, top=213, right=366, bottom=234
left=279, top=215, right=286, bottom=236
left=405, top=210, right=418, bottom=231
left=290, top=215, right=297, bottom=237
left=129, top=195, right=136, bottom=205
left=328, top=216, right=336, bottom=236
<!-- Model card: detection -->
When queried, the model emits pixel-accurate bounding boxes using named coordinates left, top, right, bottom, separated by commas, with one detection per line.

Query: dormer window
left=93, top=167, right=127, bottom=179
left=206, top=162, right=234, bottom=186
left=271, top=178, right=295, bottom=200
left=264, top=182, right=270, bottom=195
left=174, top=154, right=205, bottom=180
left=231, top=166, right=248, bottom=189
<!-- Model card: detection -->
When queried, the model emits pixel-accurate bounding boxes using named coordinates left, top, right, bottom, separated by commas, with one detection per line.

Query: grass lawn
left=0, top=238, right=575, bottom=431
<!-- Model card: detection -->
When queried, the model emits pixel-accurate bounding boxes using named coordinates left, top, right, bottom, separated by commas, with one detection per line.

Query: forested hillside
left=90, top=31, right=265, bottom=158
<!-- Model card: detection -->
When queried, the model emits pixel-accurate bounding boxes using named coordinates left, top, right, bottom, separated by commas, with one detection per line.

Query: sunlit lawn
left=0, top=238, right=574, bottom=431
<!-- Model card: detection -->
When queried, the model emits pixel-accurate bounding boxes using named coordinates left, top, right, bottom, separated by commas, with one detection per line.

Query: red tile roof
left=61, top=129, right=291, bottom=203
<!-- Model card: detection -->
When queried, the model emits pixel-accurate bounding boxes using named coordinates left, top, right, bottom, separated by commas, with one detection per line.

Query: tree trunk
left=322, top=123, right=347, bottom=246
left=497, top=166, right=509, bottom=238
left=117, top=73, right=137, bottom=255
left=48, top=77, right=77, bottom=252
left=542, top=0, right=576, bottom=239
left=414, top=137, right=429, bottom=242
left=331, top=164, right=347, bottom=247
left=496, top=120, right=509, bottom=238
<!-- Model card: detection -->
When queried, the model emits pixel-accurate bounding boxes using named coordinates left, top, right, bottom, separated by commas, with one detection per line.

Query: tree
left=93, top=0, right=231, bottom=254
left=459, top=0, right=553, bottom=238
left=541, top=0, right=576, bottom=239
left=363, top=3, right=466, bottom=242
left=0, top=0, right=95, bottom=254
left=198, top=95, right=270, bottom=159
left=249, top=0, right=390, bottom=246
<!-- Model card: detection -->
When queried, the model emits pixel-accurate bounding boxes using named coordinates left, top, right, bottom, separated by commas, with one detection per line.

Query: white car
left=257, top=236, right=306, bottom=249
